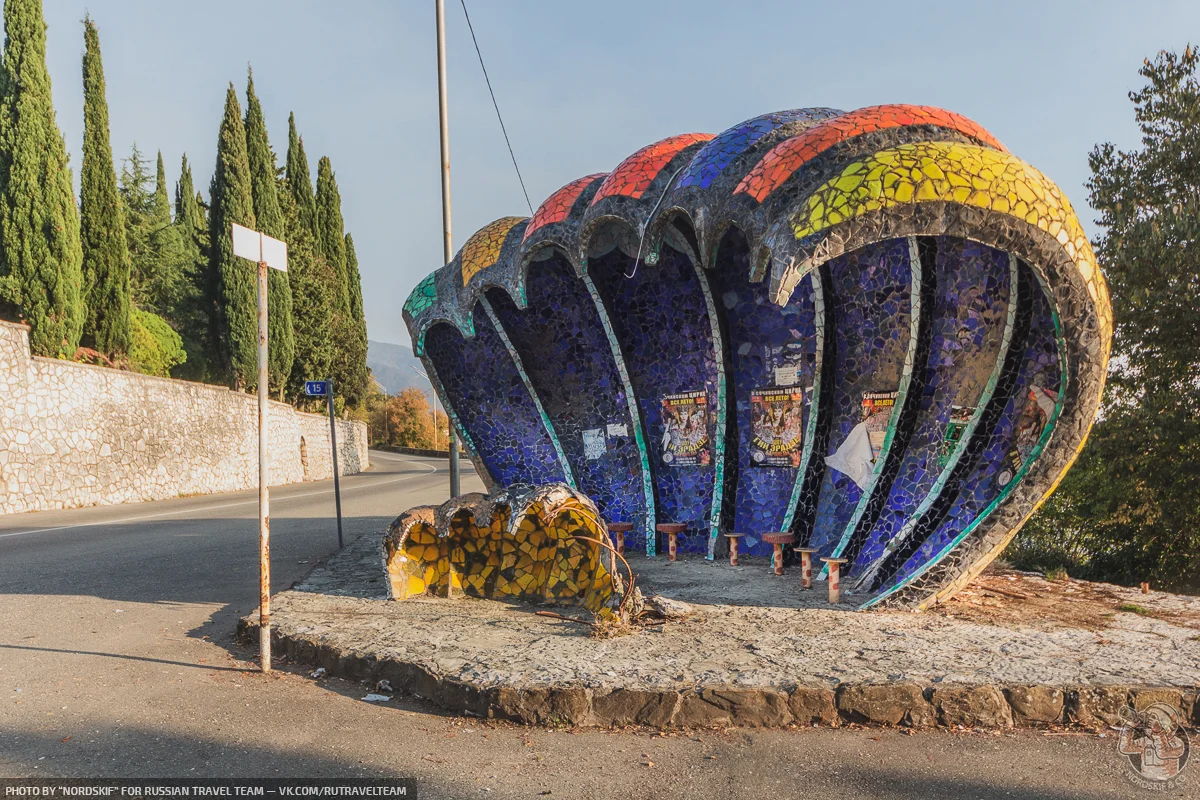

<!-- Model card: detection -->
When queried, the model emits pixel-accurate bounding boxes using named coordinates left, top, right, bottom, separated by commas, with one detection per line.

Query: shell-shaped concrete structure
left=402, top=104, right=1111, bottom=609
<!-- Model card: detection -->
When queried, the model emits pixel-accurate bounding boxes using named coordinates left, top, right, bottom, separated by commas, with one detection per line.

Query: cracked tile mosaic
left=402, top=104, right=1111, bottom=609
left=592, top=133, right=714, bottom=203
left=737, top=105, right=1006, bottom=203
left=482, top=254, right=649, bottom=549
left=590, top=246, right=720, bottom=555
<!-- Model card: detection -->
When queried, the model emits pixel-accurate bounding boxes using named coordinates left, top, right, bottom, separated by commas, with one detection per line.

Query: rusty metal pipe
left=257, top=260, right=271, bottom=673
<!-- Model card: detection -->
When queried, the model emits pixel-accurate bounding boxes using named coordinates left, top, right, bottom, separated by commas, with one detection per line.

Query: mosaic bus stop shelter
left=402, top=104, right=1111, bottom=611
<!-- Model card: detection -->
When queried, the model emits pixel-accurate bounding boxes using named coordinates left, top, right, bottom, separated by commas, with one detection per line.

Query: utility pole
left=435, top=0, right=460, bottom=498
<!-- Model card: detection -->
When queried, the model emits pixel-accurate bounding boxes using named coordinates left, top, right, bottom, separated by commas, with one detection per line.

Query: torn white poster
left=825, top=421, right=876, bottom=490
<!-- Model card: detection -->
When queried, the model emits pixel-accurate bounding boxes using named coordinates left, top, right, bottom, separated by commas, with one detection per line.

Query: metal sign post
left=233, top=223, right=288, bottom=674
left=255, top=259, right=270, bottom=674
left=304, top=379, right=344, bottom=548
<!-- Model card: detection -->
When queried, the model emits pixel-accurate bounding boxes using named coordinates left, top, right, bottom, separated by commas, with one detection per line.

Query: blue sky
left=41, top=1, right=1200, bottom=347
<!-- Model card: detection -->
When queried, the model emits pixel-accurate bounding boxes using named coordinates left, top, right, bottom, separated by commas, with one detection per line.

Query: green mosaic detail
left=693, top=261, right=728, bottom=558
left=404, top=273, right=438, bottom=319
left=581, top=272, right=658, bottom=553
left=781, top=268, right=826, bottom=533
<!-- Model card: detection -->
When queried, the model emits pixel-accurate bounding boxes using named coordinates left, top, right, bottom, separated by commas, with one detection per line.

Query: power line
left=458, top=0, right=535, bottom=215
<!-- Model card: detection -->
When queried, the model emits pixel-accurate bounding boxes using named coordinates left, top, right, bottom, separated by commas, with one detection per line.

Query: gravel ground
left=274, top=530, right=1200, bottom=690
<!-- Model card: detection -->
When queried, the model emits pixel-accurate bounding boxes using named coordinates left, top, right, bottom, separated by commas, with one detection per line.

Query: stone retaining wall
left=240, top=617, right=1200, bottom=731
left=0, top=320, right=368, bottom=514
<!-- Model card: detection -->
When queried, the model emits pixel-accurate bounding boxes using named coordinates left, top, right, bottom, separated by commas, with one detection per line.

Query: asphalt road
left=0, top=452, right=1193, bottom=799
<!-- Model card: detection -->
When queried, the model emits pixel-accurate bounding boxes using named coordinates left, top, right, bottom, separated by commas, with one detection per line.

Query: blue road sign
left=304, top=380, right=329, bottom=397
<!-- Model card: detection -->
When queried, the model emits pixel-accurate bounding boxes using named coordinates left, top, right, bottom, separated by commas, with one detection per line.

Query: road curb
left=238, top=618, right=1200, bottom=731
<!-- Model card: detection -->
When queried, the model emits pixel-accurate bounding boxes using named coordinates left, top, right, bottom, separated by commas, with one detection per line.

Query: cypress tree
left=281, top=179, right=334, bottom=402
left=153, top=150, right=171, bottom=223
left=0, top=0, right=84, bottom=357
left=78, top=16, right=130, bottom=358
left=243, top=68, right=293, bottom=394
left=283, top=113, right=334, bottom=402
left=175, top=154, right=205, bottom=255
left=145, top=149, right=185, bottom=316
left=286, top=113, right=316, bottom=234
left=118, top=144, right=153, bottom=306
left=172, top=153, right=211, bottom=380
left=314, top=156, right=367, bottom=408
left=208, top=83, right=257, bottom=388
left=314, top=156, right=349, bottom=313
left=342, top=232, right=369, bottom=404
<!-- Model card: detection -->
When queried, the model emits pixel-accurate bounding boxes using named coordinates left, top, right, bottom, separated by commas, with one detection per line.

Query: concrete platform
left=242, top=530, right=1200, bottom=729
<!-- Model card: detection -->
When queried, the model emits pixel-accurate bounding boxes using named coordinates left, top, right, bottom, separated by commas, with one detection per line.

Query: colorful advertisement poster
left=660, top=390, right=710, bottom=467
left=861, top=391, right=899, bottom=458
left=998, top=385, right=1057, bottom=486
left=750, top=388, right=805, bottom=467
left=937, top=405, right=975, bottom=469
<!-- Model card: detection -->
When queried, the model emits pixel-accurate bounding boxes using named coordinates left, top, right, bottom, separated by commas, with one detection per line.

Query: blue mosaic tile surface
left=888, top=262, right=1060, bottom=586
left=708, top=233, right=817, bottom=557
left=485, top=255, right=649, bottom=547
left=849, top=238, right=1011, bottom=575
left=423, top=305, right=566, bottom=488
left=676, top=108, right=842, bottom=191
left=808, top=238, right=913, bottom=557
left=590, top=247, right=719, bottom=555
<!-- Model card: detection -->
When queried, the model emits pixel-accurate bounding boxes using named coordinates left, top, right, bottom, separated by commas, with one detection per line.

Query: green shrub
left=129, top=307, right=186, bottom=377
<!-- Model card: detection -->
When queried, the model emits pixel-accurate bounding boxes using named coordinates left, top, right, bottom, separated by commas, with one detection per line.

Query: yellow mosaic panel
left=384, top=497, right=614, bottom=616
left=791, top=142, right=1112, bottom=345
left=459, top=216, right=527, bottom=286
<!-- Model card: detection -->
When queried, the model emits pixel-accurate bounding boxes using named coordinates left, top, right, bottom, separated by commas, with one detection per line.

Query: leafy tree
left=243, top=68, right=293, bottom=394
left=78, top=16, right=130, bottom=358
left=208, top=83, right=257, bottom=388
left=1017, top=46, right=1200, bottom=594
left=370, top=387, right=448, bottom=450
left=129, top=306, right=185, bottom=377
left=0, top=0, right=84, bottom=357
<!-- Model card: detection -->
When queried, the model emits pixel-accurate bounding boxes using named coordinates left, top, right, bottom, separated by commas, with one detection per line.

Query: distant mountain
left=367, top=339, right=433, bottom=399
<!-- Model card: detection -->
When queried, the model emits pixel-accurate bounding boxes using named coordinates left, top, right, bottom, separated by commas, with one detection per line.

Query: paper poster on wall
left=937, top=406, right=975, bottom=469
left=860, top=391, right=899, bottom=458
left=749, top=388, right=805, bottom=467
left=998, top=385, right=1057, bottom=486
left=660, top=390, right=710, bottom=466
left=582, top=428, right=607, bottom=460
left=606, top=423, right=628, bottom=438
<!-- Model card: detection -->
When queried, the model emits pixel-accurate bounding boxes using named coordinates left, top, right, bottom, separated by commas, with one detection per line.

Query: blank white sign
left=260, top=234, right=287, bottom=272
left=231, top=223, right=287, bottom=272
